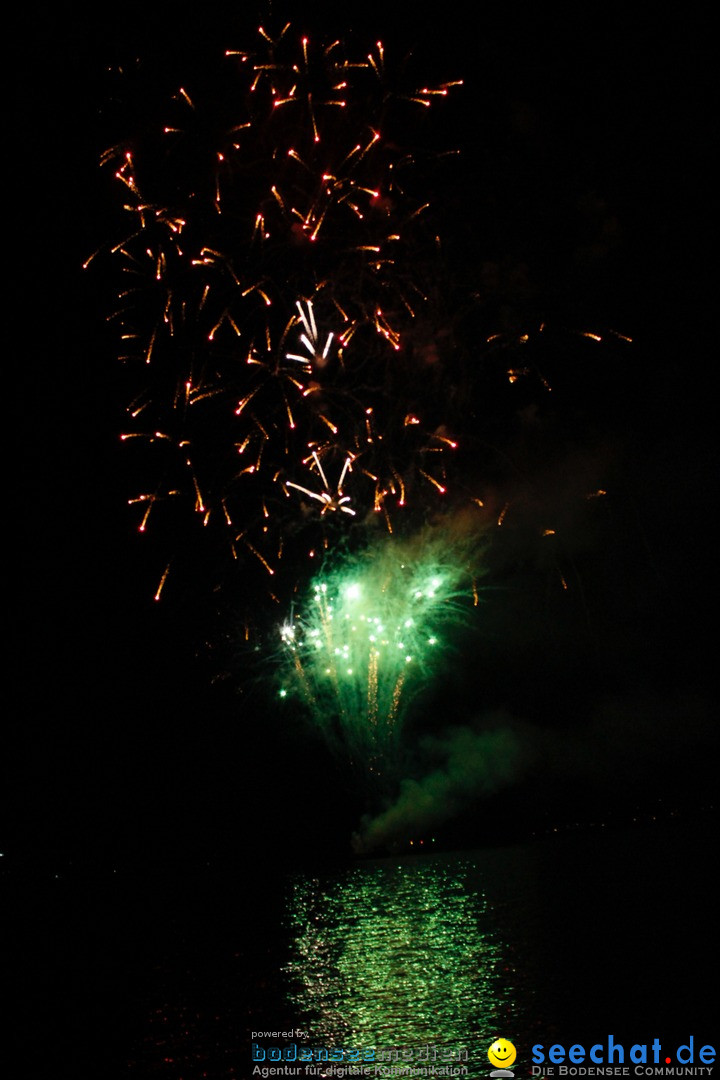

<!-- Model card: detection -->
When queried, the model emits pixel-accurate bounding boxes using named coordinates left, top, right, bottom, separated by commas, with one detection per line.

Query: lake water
left=16, top=816, right=716, bottom=1078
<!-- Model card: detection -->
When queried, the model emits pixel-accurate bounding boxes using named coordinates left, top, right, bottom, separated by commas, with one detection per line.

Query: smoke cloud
left=353, top=691, right=715, bottom=853
left=353, top=718, right=529, bottom=853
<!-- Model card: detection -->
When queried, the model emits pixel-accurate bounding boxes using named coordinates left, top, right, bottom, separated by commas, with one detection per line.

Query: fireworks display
left=94, top=20, right=626, bottom=790
left=277, top=521, right=484, bottom=785
left=15, top=17, right=716, bottom=1070
left=92, top=23, right=465, bottom=609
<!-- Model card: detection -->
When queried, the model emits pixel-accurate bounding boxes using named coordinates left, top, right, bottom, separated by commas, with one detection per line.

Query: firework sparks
left=95, top=24, right=636, bottom=800
left=95, top=25, right=463, bottom=598
left=277, top=521, right=484, bottom=782
left=285, top=451, right=357, bottom=516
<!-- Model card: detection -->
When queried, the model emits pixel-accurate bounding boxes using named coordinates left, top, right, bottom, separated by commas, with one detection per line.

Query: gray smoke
left=353, top=719, right=529, bottom=853
left=353, top=691, right=714, bottom=853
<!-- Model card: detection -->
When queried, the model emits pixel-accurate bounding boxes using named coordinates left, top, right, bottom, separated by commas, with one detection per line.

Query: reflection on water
left=283, top=853, right=533, bottom=1050
left=23, top=820, right=713, bottom=1077
left=65, top=821, right=710, bottom=1076
left=123, top=846, right=554, bottom=1076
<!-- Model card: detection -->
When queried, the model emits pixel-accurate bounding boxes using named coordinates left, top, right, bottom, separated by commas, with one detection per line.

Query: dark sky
left=11, top=3, right=716, bottom=869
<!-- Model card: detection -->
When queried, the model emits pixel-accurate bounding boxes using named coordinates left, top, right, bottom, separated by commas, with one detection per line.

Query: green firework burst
left=278, top=518, right=485, bottom=782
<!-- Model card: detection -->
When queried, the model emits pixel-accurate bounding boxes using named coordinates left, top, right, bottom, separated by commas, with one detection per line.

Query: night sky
left=12, top=3, right=716, bottom=870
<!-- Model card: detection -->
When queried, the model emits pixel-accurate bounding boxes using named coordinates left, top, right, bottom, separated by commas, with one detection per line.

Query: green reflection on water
left=283, top=855, right=518, bottom=1050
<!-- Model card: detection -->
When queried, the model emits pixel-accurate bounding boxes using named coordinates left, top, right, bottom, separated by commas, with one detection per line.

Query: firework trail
left=94, top=23, right=623, bottom=792
left=277, top=518, right=485, bottom=788
left=91, top=23, right=464, bottom=605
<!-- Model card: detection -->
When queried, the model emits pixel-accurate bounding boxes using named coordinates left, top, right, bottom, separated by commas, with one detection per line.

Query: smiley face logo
left=488, top=1039, right=517, bottom=1070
